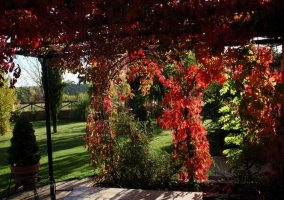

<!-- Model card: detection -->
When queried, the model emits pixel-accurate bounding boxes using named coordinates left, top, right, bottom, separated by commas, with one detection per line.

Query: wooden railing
left=14, top=101, right=78, bottom=112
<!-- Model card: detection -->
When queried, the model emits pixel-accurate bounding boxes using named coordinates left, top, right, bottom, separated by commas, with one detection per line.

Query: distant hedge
left=63, top=84, right=88, bottom=95
left=16, top=84, right=89, bottom=103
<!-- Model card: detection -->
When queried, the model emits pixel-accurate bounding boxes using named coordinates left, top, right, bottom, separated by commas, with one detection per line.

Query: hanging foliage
left=220, top=44, right=284, bottom=182
left=0, top=1, right=282, bottom=87
left=157, top=52, right=226, bottom=184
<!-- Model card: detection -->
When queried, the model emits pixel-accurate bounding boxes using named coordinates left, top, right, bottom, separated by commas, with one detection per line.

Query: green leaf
left=230, top=88, right=236, bottom=95
left=219, top=105, right=230, bottom=113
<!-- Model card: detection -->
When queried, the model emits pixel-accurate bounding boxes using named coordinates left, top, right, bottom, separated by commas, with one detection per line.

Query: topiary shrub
left=7, top=116, right=41, bottom=166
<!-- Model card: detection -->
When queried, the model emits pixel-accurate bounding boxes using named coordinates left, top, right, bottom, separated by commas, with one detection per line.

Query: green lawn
left=0, top=120, right=174, bottom=192
left=150, top=123, right=174, bottom=153
left=0, top=118, right=224, bottom=194
left=0, top=120, right=95, bottom=192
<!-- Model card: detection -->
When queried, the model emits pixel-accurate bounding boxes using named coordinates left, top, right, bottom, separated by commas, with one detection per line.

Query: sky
left=14, top=55, right=79, bottom=87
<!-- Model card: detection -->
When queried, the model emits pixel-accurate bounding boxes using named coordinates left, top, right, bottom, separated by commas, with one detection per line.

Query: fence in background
left=14, top=101, right=77, bottom=112
left=12, top=101, right=78, bottom=121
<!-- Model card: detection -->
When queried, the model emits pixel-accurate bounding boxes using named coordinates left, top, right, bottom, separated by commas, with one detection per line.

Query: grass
left=150, top=122, right=174, bottom=153
left=0, top=120, right=95, bottom=192
left=0, top=119, right=174, bottom=192
left=150, top=119, right=224, bottom=156
left=0, top=118, right=225, bottom=193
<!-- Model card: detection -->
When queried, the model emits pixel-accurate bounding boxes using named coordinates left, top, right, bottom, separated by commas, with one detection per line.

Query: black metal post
left=41, top=56, right=56, bottom=200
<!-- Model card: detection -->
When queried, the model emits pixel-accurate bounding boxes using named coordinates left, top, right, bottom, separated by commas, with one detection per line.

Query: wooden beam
left=253, top=38, right=283, bottom=45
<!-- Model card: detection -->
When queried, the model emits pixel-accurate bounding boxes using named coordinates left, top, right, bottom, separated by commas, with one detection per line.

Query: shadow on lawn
left=0, top=161, right=10, bottom=191
left=0, top=145, right=11, bottom=191
left=38, top=151, right=93, bottom=185
left=161, top=144, right=174, bottom=154
left=0, top=120, right=89, bottom=191
left=0, top=152, right=93, bottom=192
left=31, top=120, right=86, bottom=130
left=151, top=123, right=164, bottom=137
left=0, top=139, right=10, bottom=144
left=0, top=140, right=90, bottom=189
left=37, top=135, right=85, bottom=152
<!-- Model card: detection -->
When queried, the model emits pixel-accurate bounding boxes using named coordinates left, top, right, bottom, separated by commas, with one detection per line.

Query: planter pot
left=10, top=163, right=40, bottom=190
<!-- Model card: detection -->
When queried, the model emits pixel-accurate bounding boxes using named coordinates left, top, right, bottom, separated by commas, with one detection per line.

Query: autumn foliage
left=157, top=62, right=212, bottom=182
left=0, top=0, right=282, bottom=86
left=1, top=0, right=284, bottom=191
left=157, top=55, right=226, bottom=182
left=83, top=50, right=227, bottom=185
left=230, top=45, right=284, bottom=181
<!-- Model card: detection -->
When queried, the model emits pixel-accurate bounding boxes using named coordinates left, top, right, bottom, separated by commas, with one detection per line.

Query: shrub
left=69, top=93, right=90, bottom=121
left=0, top=80, right=17, bottom=135
left=111, top=111, right=173, bottom=189
left=116, top=135, right=172, bottom=189
left=7, top=116, right=41, bottom=166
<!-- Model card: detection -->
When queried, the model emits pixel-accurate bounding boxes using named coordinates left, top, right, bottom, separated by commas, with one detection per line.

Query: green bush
left=0, top=80, right=17, bottom=135
left=69, top=93, right=90, bottom=121
left=116, top=136, right=172, bottom=189
left=7, top=116, right=41, bottom=166
left=111, top=111, right=173, bottom=189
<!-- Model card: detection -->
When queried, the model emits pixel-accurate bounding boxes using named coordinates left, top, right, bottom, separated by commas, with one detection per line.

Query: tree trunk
left=51, top=109, right=57, bottom=133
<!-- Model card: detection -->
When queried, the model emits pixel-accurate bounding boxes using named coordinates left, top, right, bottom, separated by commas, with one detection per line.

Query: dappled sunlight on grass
left=0, top=119, right=175, bottom=192
left=151, top=127, right=173, bottom=154
left=0, top=120, right=93, bottom=192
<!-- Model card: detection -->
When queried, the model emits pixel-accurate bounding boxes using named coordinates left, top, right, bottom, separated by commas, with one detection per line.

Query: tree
left=63, top=84, right=88, bottom=96
left=202, top=82, right=224, bottom=123
left=48, top=68, right=66, bottom=133
left=41, top=58, right=67, bottom=133
left=218, top=72, right=265, bottom=182
left=0, top=77, right=17, bottom=135
left=16, top=56, right=44, bottom=95
left=69, top=93, right=90, bottom=121
left=16, top=86, right=43, bottom=103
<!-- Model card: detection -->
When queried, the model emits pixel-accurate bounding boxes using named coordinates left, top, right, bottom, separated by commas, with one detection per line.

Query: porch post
left=41, top=56, right=56, bottom=200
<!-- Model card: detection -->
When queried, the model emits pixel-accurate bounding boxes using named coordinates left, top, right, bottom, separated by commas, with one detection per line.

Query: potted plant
left=7, top=116, right=41, bottom=189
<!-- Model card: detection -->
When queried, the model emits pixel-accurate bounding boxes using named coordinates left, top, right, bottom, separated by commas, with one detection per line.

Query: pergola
left=1, top=0, right=284, bottom=199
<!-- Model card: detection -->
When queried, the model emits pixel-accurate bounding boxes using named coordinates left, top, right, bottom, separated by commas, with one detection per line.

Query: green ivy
left=218, top=48, right=266, bottom=183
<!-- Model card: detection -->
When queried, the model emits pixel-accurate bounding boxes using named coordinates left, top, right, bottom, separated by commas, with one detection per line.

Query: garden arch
left=1, top=1, right=284, bottom=199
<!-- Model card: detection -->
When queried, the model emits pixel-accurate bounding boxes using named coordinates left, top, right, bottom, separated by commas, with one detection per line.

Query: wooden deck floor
left=8, top=178, right=202, bottom=200
left=8, top=178, right=94, bottom=200
left=6, top=156, right=231, bottom=200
